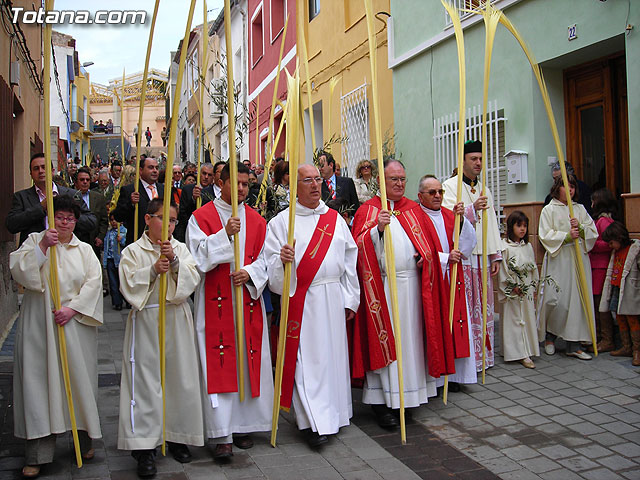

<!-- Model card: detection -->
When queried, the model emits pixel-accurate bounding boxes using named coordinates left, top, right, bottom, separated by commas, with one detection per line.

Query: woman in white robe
left=10, top=195, right=103, bottom=477
left=538, top=176, right=597, bottom=360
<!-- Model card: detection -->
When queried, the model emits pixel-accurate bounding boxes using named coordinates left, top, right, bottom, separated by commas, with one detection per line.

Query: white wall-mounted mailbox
left=505, top=150, right=528, bottom=184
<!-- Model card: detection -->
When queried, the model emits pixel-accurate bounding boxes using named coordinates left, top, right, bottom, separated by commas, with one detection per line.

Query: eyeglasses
left=54, top=215, right=77, bottom=224
left=420, top=189, right=445, bottom=196
left=148, top=214, right=179, bottom=225
left=299, top=177, right=323, bottom=185
left=361, top=165, right=372, bottom=170
left=387, top=177, right=407, bottom=184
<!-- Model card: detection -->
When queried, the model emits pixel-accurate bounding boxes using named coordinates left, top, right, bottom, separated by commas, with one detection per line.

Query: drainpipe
left=240, top=2, right=248, bottom=159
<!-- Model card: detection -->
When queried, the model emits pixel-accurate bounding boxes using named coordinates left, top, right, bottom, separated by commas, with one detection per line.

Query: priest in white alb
left=117, top=199, right=203, bottom=478
left=186, top=162, right=273, bottom=460
left=442, top=140, right=502, bottom=371
left=264, top=164, right=360, bottom=448
left=352, top=161, right=455, bottom=429
left=418, top=174, right=477, bottom=390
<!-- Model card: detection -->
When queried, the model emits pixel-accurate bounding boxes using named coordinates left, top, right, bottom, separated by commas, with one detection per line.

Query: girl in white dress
left=498, top=211, right=540, bottom=369
left=538, top=175, right=598, bottom=360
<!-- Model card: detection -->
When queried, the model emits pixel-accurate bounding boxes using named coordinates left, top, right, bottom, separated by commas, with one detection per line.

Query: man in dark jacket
left=318, top=151, right=360, bottom=215
left=113, top=157, right=164, bottom=245
left=6, top=153, right=96, bottom=245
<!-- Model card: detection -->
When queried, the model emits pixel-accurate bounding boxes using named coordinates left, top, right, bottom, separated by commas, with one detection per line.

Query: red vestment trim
left=425, top=207, right=470, bottom=359
left=280, top=209, right=338, bottom=410
left=351, top=196, right=456, bottom=381
left=193, top=202, right=266, bottom=397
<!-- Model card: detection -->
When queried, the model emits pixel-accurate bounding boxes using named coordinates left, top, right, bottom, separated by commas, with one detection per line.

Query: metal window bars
left=433, top=100, right=507, bottom=225
left=340, top=81, right=370, bottom=178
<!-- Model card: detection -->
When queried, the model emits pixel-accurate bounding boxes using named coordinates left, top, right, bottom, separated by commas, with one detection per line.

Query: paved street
left=1, top=304, right=640, bottom=480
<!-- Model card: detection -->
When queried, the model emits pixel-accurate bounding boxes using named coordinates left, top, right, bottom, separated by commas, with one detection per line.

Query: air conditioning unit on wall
left=10, top=61, right=20, bottom=86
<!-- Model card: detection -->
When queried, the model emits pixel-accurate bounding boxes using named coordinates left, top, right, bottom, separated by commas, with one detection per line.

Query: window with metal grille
left=444, top=0, right=496, bottom=28
left=433, top=100, right=507, bottom=224
left=340, top=82, right=369, bottom=178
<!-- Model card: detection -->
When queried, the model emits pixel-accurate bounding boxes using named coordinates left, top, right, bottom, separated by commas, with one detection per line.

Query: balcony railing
left=444, top=0, right=496, bottom=28
left=75, top=107, right=84, bottom=126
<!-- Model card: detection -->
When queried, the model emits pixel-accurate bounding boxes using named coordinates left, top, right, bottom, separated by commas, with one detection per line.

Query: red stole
left=423, top=207, right=470, bottom=359
left=351, top=196, right=456, bottom=380
left=280, top=209, right=338, bottom=410
left=193, top=202, right=266, bottom=397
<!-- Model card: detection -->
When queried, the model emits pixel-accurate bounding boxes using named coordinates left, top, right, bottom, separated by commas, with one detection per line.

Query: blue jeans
left=106, top=258, right=123, bottom=307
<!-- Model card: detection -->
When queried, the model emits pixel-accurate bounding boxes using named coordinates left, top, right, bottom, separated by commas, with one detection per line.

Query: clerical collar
left=462, top=174, right=478, bottom=187
left=421, top=205, right=441, bottom=215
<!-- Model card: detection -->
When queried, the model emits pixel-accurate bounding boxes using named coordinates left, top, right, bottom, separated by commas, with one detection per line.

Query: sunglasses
left=421, top=189, right=445, bottom=196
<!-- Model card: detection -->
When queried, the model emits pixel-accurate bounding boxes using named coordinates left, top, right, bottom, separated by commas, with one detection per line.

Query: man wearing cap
left=442, top=140, right=502, bottom=372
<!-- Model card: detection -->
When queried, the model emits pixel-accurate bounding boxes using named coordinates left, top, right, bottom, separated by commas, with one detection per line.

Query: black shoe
left=103, top=289, right=109, bottom=298
left=371, top=404, right=399, bottom=429
left=133, top=450, right=156, bottom=478
left=449, top=382, right=461, bottom=393
left=114, top=304, right=123, bottom=311
left=232, top=434, right=254, bottom=449
left=167, top=442, right=192, bottom=463
left=125, top=302, right=132, bottom=309
left=306, top=430, right=329, bottom=448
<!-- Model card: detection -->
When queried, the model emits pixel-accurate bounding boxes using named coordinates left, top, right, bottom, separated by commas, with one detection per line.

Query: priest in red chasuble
left=264, top=164, right=360, bottom=448
left=186, top=162, right=273, bottom=460
left=418, top=174, right=477, bottom=391
left=351, top=160, right=455, bottom=429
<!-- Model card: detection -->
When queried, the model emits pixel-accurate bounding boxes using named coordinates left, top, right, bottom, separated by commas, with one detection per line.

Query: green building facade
left=389, top=0, right=639, bottom=233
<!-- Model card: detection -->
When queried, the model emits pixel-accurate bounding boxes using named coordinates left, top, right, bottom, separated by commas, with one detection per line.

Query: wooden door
left=564, top=52, right=629, bottom=197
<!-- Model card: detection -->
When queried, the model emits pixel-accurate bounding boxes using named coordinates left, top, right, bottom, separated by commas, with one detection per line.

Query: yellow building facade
left=303, top=0, right=393, bottom=176
left=69, top=67, right=91, bottom=163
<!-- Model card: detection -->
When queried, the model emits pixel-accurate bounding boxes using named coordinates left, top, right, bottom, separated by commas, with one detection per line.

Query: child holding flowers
left=498, top=211, right=540, bottom=368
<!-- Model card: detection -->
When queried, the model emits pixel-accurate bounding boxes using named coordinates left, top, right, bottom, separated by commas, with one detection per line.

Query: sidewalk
left=0, top=304, right=639, bottom=479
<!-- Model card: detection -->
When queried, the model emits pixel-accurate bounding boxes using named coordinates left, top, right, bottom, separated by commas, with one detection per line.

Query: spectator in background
left=318, top=151, right=360, bottom=215
left=113, top=157, right=164, bottom=245
left=172, top=165, right=183, bottom=188
left=272, top=160, right=290, bottom=213
left=544, top=162, right=592, bottom=215
left=353, top=159, right=378, bottom=204
left=106, top=119, right=114, bottom=134
left=65, top=160, right=78, bottom=188
left=96, top=170, right=115, bottom=203
left=74, top=167, right=109, bottom=257
left=183, top=173, right=197, bottom=185
left=145, top=127, right=152, bottom=147
left=6, top=153, right=96, bottom=246
left=254, top=163, right=265, bottom=184
left=175, top=163, right=216, bottom=242
left=161, top=126, right=168, bottom=146
left=211, top=161, right=226, bottom=198
left=110, top=160, right=123, bottom=188
left=103, top=214, right=126, bottom=310
left=183, top=162, right=197, bottom=177
left=589, top=188, right=618, bottom=353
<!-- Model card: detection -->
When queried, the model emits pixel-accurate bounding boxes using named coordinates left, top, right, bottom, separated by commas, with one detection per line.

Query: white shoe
left=567, top=350, right=592, bottom=360
left=544, top=342, right=555, bottom=355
